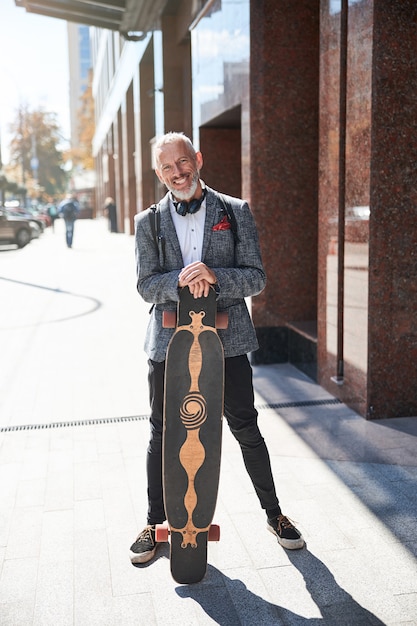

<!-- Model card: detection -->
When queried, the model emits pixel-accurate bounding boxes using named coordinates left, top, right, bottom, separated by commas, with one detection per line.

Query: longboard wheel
left=162, top=311, right=176, bottom=328
left=155, top=524, right=169, bottom=542
left=216, top=312, right=228, bottom=329
left=208, top=524, right=220, bottom=541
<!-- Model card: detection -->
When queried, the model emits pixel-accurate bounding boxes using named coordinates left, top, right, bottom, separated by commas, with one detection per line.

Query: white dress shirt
left=170, top=198, right=206, bottom=266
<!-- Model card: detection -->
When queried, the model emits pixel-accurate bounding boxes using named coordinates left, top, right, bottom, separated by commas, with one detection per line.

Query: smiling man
left=156, top=137, right=203, bottom=200
left=130, top=132, right=305, bottom=565
left=153, top=135, right=216, bottom=299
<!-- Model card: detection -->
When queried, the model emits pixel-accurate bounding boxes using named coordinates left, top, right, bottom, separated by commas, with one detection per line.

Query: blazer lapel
left=159, top=194, right=184, bottom=265
left=202, top=188, right=221, bottom=262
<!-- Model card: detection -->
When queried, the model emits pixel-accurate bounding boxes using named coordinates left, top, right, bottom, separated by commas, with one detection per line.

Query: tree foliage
left=7, top=103, right=67, bottom=199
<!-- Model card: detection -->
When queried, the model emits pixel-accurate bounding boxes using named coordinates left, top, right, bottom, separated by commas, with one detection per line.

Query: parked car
left=0, top=208, right=41, bottom=248
left=4, top=205, right=48, bottom=232
left=28, top=204, right=52, bottom=228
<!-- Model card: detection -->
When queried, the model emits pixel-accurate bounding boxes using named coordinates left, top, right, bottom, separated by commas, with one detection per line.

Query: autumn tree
left=8, top=103, right=67, bottom=199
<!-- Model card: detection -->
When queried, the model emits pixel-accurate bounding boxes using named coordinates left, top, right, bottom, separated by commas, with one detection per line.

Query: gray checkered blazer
left=134, top=186, right=266, bottom=362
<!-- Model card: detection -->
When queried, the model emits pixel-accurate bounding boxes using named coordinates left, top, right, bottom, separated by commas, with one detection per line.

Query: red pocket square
left=212, top=215, right=231, bottom=231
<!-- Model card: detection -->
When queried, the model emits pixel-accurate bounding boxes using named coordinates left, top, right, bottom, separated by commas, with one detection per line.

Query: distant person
left=104, top=197, right=118, bottom=233
left=58, top=194, right=80, bottom=248
left=47, top=200, right=58, bottom=232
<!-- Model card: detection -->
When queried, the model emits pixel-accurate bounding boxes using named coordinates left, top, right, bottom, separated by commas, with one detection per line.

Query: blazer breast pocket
left=207, top=230, right=235, bottom=266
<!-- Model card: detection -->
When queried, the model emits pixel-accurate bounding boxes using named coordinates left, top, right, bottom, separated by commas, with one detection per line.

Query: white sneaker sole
left=130, top=546, right=157, bottom=564
left=267, top=523, right=305, bottom=550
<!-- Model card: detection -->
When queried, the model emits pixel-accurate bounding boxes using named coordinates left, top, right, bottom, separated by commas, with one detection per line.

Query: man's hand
left=178, top=261, right=217, bottom=298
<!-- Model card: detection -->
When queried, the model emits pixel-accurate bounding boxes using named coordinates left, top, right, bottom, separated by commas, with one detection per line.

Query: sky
left=0, top=0, right=71, bottom=162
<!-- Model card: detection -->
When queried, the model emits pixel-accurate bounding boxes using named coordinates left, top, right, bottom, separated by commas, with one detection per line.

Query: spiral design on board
left=180, top=393, right=207, bottom=429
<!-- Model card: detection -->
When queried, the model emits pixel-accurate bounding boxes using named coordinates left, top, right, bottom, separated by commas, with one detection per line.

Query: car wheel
left=16, top=228, right=31, bottom=248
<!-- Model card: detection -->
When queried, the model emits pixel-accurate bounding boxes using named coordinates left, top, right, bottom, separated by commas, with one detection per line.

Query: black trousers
left=146, top=354, right=281, bottom=525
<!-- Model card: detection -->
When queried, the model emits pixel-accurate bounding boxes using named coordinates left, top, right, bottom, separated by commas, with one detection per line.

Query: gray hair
left=154, top=132, right=196, bottom=166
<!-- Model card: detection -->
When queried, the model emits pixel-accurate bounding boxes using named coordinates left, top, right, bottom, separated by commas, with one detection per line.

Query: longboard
left=157, top=286, right=224, bottom=584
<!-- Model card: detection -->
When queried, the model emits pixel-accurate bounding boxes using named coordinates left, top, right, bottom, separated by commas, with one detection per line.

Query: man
left=47, top=199, right=58, bottom=232
left=104, top=196, right=118, bottom=233
left=131, top=132, right=304, bottom=564
left=58, top=194, right=79, bottom=248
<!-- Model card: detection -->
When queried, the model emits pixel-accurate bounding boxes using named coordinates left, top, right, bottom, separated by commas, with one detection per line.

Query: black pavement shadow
left=176, top=564, right=282, bottom=625
left=0, top=275, right=101, bottom=327
left=175, top=557, right=386, bottom=626
left=253, top=369, right=417, bottom=551
left=252, top=365, right=417, bottom=464
left=286, top=548, right=386, bottom=625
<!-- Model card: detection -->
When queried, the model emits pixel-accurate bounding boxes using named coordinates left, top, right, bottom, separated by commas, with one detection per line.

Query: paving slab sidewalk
left=0, top=219, right=416, bottom=625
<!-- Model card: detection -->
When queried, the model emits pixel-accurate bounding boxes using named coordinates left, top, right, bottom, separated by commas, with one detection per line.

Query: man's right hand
left=178, top=261, right=217, bottom=298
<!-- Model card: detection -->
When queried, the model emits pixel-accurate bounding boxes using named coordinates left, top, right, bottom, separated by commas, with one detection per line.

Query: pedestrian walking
left=47, top=200, right=58, bottom=232
left=58, top=194, right=80, bottom=248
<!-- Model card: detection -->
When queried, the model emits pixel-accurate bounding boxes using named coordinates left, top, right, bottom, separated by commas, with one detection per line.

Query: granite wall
left=250, top=0, right=320, bottom=365
left=367, top=0, right=417, bottom=418
left=318, top=0, right=417, bottom=418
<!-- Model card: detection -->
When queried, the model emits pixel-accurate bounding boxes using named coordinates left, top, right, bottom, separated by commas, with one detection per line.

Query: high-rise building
left=67, top=23, right=92, bottom=149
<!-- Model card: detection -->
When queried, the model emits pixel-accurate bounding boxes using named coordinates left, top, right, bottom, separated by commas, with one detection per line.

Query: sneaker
left=267, top=514, right=305, bottom=550
left=130, top=525, right=157, bottom=564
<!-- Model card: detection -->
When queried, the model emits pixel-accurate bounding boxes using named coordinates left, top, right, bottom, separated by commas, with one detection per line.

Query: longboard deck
left=163, top=287, right=223, bottom=584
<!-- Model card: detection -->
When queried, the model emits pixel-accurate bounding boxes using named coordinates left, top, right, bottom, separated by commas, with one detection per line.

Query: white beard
left=169, top=172, right=199, bottom=201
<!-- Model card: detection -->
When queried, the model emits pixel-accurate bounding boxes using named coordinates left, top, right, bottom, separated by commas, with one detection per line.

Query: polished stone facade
left=318, top=0, right=417, bottom=418
left=90, top=0, right=417, bottom=419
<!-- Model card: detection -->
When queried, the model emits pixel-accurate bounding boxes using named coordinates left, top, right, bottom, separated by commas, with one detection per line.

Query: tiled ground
left=0, top=220, right=416, bottom=625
